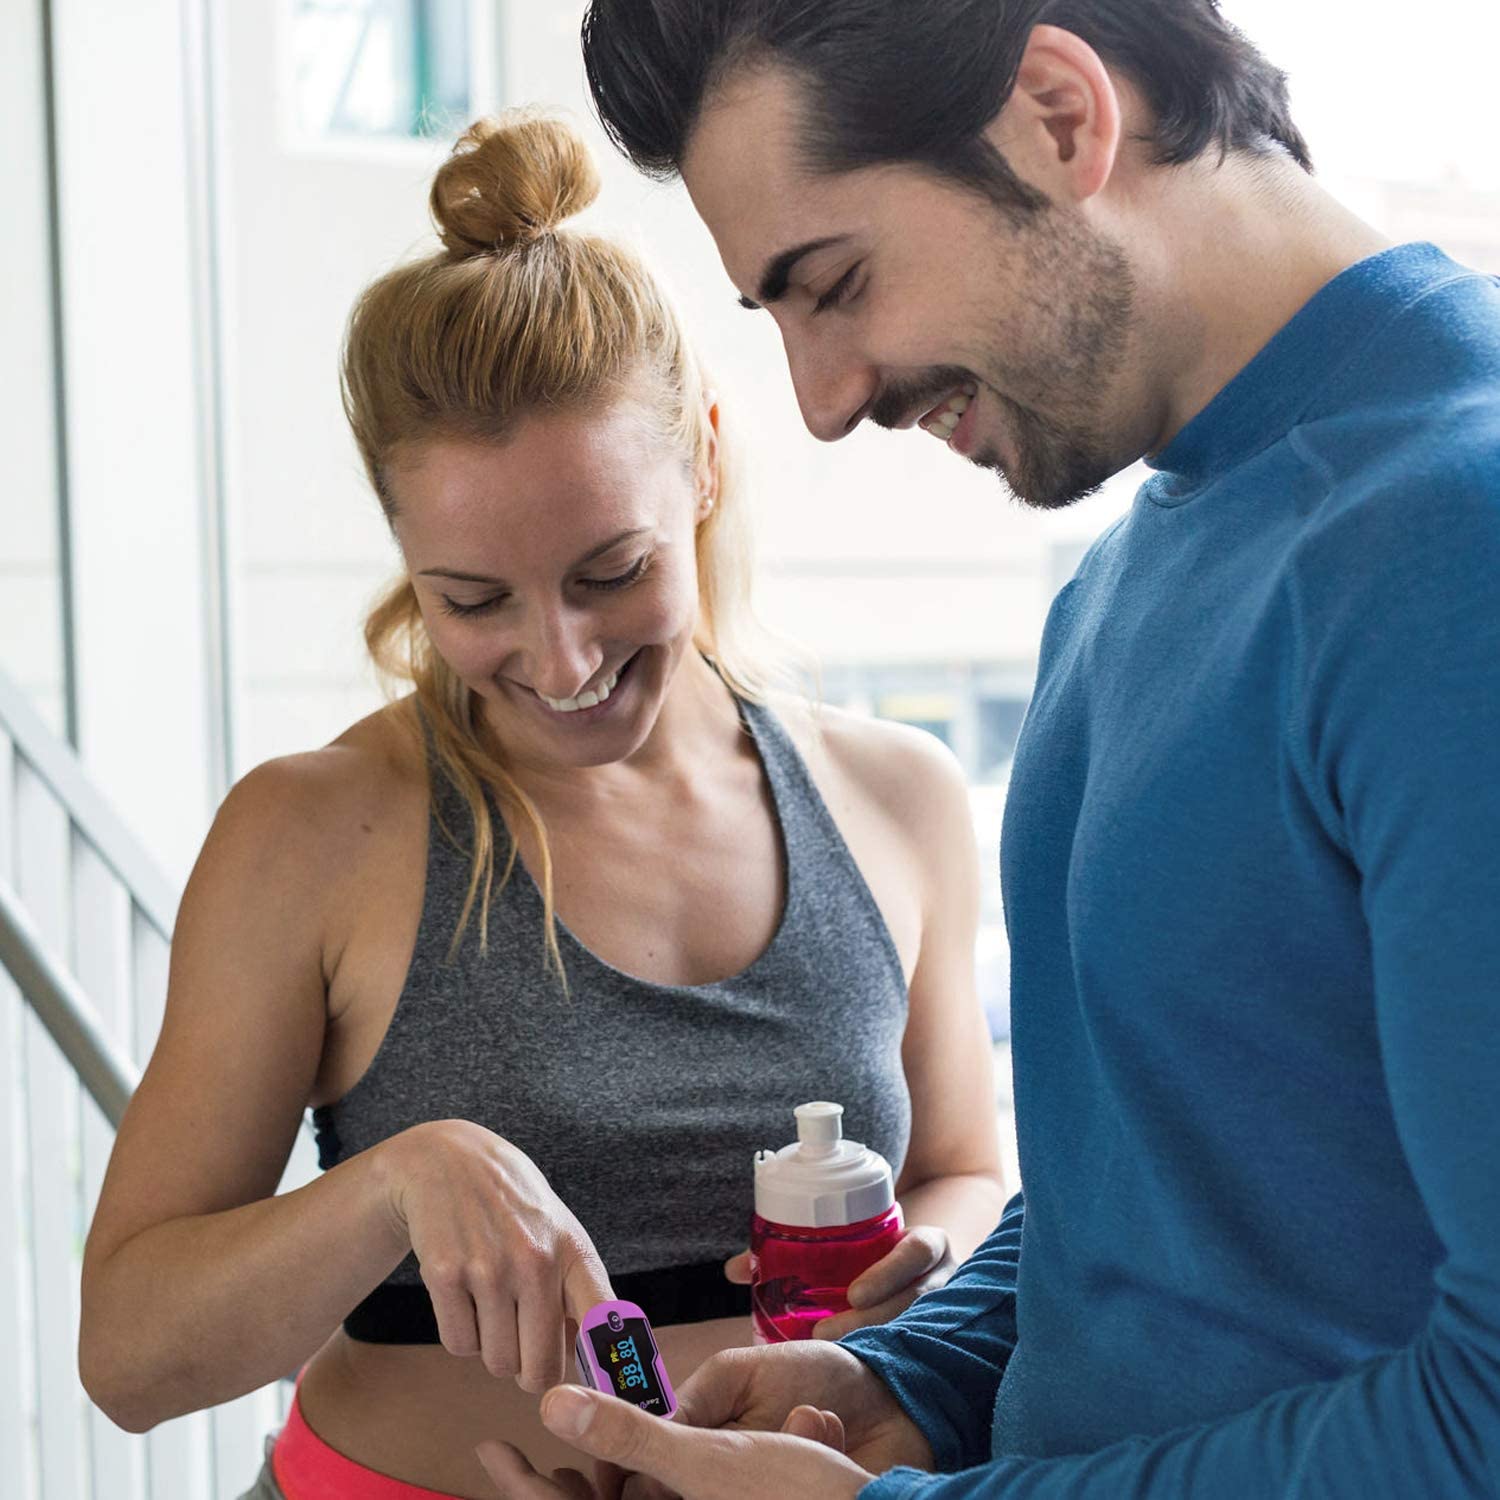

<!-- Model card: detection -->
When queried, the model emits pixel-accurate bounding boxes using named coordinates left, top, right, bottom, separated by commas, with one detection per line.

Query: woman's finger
left=722, top=1250, right=753, bottom=1284
left=812, top=1277, right=933, bottom=1340
left=846, top=1227, right=949, bottom=1309
left=515, top=1274, right=567, bottom=1393
left=471, top=1272, right=523, bottom=1382
left=424, top=1268, right=483, bottom=1360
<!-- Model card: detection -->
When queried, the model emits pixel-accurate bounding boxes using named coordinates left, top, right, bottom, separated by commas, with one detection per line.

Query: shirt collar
left=1143, top=241, right=1460, bottom=505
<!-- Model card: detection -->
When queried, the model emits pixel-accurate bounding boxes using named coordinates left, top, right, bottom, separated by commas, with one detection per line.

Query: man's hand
left=475, top=1382, right=875, bottom=1500
left=476, top=1340, right=934, bottom=1500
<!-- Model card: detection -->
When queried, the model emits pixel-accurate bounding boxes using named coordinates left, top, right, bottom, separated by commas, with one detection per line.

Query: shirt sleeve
left=839, top=1191, right=1023, bottom=1474
left=857, top=471, right=1500, bottom=1499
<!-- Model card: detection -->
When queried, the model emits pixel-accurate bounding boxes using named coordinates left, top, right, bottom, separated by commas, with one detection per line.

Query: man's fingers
left=541, top=1386, right=876, bottom=1500
left=476, top=1440, right=591, bottom=1498
left=474, top=1440, right=525, bottom=1493
left=820, top=1409, right=847, bottom=1452
left=781, top=1404, right=844, bottom=1450
left=592, top=1457, right=641, bottom=1500
left=611, top=1467, right=681, bottom=1500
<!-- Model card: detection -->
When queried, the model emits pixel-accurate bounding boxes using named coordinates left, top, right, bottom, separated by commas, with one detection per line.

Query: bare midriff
left=296, top=1314, right=757, bottom=1499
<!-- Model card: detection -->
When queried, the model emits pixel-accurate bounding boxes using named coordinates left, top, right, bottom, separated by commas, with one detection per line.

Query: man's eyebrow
left=739, top=235, right=851, bottom=310
left=418, top=527, right=652, bottom=586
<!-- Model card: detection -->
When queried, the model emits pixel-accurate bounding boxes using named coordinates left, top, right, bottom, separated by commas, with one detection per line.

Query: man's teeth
left=924, top=386, right=977, bottom=440
left=540, top=665, right=621, bottom=714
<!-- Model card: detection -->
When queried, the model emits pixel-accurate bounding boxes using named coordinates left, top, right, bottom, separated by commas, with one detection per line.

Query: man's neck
left=1130, top=154, right=1392, bottom=455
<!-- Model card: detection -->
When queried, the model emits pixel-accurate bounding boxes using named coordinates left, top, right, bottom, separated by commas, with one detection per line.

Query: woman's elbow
left=78, top=1293, right=171, bottom=1434
left=79, top=1341, right=159, bottom=1434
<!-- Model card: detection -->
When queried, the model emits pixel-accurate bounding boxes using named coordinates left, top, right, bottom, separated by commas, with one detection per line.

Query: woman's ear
left=697, top=392, right=721, bottom=522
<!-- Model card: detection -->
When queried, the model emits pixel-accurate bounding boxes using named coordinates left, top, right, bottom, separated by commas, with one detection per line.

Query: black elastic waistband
left=343, top=1259, right=752, bottom=1344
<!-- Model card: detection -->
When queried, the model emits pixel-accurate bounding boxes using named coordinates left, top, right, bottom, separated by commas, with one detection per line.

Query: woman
left=79, top=110, right=1006, bottom=1499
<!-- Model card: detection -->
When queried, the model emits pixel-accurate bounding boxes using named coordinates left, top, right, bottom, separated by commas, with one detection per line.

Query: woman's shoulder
left=763, top=692, right=972, bottom=846
left=206, top=698, right=427, bottom=876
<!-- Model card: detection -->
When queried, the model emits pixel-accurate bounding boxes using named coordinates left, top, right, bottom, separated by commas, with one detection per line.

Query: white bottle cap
left=753, top=1102, right=896, bottom=1228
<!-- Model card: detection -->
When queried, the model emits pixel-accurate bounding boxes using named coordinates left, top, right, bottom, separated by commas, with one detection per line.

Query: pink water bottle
left=749, top=1101, right=905, bottom=1344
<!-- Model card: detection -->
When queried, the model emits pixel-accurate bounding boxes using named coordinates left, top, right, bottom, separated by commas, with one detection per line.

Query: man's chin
left=967, top=444, right=1054, bottom=511
left=972, top=443, right=1111, bottom=512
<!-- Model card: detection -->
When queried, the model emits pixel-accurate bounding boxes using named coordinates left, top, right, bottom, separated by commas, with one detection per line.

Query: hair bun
left=430, top=109, right=601, bottom=256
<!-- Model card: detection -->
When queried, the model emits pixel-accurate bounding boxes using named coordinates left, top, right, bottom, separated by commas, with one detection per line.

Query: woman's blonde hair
left=344, top=108, right=771, bottom=979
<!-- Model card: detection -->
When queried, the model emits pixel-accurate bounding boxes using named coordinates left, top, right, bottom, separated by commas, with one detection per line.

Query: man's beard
left=874, top=208, right=1136, bottom=511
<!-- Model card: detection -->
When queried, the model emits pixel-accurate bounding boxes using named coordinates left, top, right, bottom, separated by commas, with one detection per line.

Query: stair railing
left=0, top=666, right=314, bottom=1500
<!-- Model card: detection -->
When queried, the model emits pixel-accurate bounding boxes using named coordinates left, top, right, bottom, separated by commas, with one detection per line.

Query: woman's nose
left=520, top=603, right=600, bottom=700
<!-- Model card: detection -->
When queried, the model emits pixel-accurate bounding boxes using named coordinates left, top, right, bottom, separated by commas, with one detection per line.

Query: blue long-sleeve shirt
left=841, top=242, right=1500, bottom=1498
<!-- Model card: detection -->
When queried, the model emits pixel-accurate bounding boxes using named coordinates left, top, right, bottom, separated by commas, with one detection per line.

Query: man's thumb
left=542, top=1384, right=697, bottom=1480
left=546, top=1385, right=646, bottom=1442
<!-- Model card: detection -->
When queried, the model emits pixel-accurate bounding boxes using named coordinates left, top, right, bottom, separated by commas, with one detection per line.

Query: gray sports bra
left=313, top=692, right=911, bottom=1338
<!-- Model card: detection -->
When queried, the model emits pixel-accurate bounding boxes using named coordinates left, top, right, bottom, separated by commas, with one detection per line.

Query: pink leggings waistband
left=271, top=1383, right=466, bottom=1500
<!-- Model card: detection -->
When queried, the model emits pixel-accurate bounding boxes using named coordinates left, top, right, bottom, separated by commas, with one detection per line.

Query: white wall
left=221, top=0, right=1123, bottom=781
left=14, top=0, right=1499, bottom=878
left=0, top=0, right=67, bottom=740
left=25, top=0, right=223, bottom=889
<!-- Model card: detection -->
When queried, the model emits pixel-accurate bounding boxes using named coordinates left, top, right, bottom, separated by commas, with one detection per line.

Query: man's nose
left=521, top=602, right=599, bottom=700
left=783, top=330, right=876, bottom=443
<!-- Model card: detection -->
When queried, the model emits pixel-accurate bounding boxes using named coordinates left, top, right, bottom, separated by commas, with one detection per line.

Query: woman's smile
left=515, top=649, right=644, bottom=724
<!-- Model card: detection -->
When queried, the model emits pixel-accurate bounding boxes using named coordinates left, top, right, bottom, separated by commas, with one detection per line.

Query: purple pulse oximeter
left=574, top=1299, right=677, bottom=1418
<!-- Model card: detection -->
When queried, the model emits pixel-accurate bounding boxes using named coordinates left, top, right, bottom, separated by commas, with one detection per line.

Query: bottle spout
left=794, top=1101, right=844, bottom=1157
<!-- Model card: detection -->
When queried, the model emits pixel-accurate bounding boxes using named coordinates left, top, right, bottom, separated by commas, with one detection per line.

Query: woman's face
left=389, top=399, right=711, bottom=772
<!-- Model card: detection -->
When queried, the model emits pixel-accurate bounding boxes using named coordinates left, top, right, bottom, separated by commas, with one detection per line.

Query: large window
left=290, top=0, right=473, bottom=141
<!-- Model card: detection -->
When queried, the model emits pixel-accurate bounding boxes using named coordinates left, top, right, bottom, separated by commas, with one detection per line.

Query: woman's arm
left=888, top=725, right=1009, bottom=1257
left=807, top=716, right=1009, bottom=1334
left=79, top=753, right=414, bottom=1431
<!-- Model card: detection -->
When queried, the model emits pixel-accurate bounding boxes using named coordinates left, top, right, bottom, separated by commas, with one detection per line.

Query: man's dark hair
left=581, top=0, right=1311, bottom=216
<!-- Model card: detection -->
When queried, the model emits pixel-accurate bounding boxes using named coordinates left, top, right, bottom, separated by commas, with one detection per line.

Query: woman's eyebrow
left=418, top=528, right=652, bottom=586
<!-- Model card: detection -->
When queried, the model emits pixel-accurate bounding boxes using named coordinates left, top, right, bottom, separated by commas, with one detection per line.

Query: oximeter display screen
left=586, top=1317, right=669, bottom=1415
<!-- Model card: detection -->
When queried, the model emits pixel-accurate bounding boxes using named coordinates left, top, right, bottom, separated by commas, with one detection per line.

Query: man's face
left=681, top=67, right=1139, bottom=510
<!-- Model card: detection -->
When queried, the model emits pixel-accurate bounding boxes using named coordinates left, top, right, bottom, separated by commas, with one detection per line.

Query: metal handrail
left=0, top=668, right=322, bottom=1148
left=0, top=875, right=139, bottom=1127
left=0, top=668, right=179, bottom=941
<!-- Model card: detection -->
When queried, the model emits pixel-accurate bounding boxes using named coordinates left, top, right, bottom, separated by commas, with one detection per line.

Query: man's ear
left=985, top=24, right=1122, bottom=204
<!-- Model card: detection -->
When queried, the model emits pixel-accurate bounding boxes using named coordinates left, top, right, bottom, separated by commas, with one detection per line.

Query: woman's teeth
left=923, top=385, right=978, bottom=441
left=539, top=664, right=621, bottom=714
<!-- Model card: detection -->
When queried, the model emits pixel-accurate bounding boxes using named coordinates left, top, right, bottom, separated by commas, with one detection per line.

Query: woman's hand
left=379, top=1119, right=613, bottom=1392
left=724, top=1224, right=956, bottom=1339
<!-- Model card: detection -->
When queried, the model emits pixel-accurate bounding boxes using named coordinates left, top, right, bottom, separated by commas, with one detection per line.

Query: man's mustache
left=868, top=366, right=978, bottom=430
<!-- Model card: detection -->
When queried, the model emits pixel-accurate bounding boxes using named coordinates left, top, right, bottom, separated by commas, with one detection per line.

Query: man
left=479, top=2, right=1500, bottom=1495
